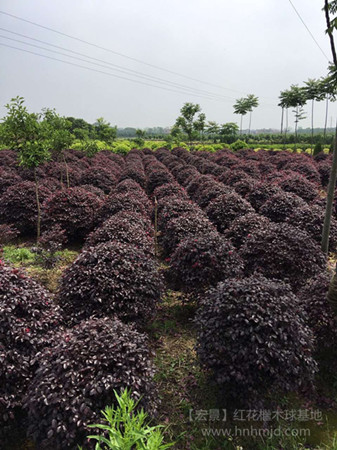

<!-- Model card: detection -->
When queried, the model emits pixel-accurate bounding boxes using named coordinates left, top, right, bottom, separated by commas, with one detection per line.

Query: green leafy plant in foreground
left=79, top=389, right=174, bottom=450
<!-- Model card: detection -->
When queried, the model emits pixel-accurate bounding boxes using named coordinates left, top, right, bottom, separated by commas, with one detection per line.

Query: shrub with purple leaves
left=225, top=212, right=270, bottom=249
left=44, top=161, right=83, bottom=186
left=0, top=263, right=61, bottom=440
left=196, top=276, right=317, bottom=406
left=157, top=196, right=196, bottom=231
left=79, top=184, right=106, bottom=199
left=195, top=183, right=230, bottom=209
left=317, top=161, right=332, bottom=187
left=206, top=192, right=254, bottom=233
left=260, top=191, right=306, bottom=223
left=85, top=211, right=154, bottom=255
left=0, top=150, right=17, bottom=168
left=0, top=168, right=21, bottom=196
left=147, top=169, right=174, bottom=194
left=160, top=211, right=216, bottom=255
left=42, top=187, right=103, bottom=240
left=115, top=179, right=145, bottom=195
left=119, top=166, right=147, bottom=189
left=99, top=191, right=151, bottom=223
left=275, top=173, right=319, bottom=202
left=153, top=182, right=188, bottom=200
left=281, top=160, right=321, bottom=184
left=239, top=222, right=326, bottom=291
left=169, top=232, right=244, bottom=292
left=0, top=181, right=51, bottom=235
left=298, top=272, right=337, bottom=351
left=186, top=175, right=217, bottom=200
left=80, top=166, right=118, bottom=194
left=246, top=182, right=282, bottom=211
left=24, top=317, right=157, bottom=450
left=232, top=178, right=258, bottom=197
left=58, top=241, right=163, bottom=326
left=287, top=204, right=337, bottom=251
left=175, top=166, right=199, bottom=186
left=0, top=224, right=19, bottom=244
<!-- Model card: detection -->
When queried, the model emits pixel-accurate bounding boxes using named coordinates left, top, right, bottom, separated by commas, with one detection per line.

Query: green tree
left=134, top=128, right=146, bottom=148
left=286, top=85, right=307, bottom=142
left=41, top=108, right=73, bottom=187
left=303, top=78, right=324, bottom=153
left=219, top=122, right=239, bottom=143
left=194, top=112, right=206, bottom=141
left=246, top=94, right=259, bottom=135
left=1, top=96, right=51, bottom=240
left=320, top=75, right=337, bottom=139
left=233, top=97, right=250, bottom=135
left=175, top=102, right=205, bottom=144
left=278, top=89, right=292, bottom=141
left=93, top=117, right=117, bottom=144
left=206, top=121, right=220, bottom=143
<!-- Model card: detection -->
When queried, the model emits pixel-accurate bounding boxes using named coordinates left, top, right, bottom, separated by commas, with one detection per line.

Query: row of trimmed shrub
left=0, top=155, right=164, bottom=448
left=151, top=148, right=336, bottom=407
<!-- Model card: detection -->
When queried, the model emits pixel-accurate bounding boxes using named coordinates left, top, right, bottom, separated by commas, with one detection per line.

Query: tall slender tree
left=320, top=74, right=337, bottom=139
left=304, top=78, right=324, bottom=153
left=322, top=0, right=337, bottom=255
left=246, top=94, right=259, bottom=135
left=233, top=98, right=249, bottom=135
left=286, top=85, right=307, bottom=145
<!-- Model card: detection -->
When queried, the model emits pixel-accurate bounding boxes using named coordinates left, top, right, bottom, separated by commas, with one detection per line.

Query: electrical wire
left=0, top=9, right=275, bottom=99
left=288, top=0, right=330, bottom=61
left=0, top=30, right=238, bottom=101
left=0, top=42, right=245, bottom=103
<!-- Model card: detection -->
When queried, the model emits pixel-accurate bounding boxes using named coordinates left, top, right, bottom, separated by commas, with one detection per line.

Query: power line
left=0, top=29, right=238, bottom=102
left=288, top=0, right=330, bottom=61
left=0, top=9, right=274, bottom=99
left=0, top=42, right=244, bottom=103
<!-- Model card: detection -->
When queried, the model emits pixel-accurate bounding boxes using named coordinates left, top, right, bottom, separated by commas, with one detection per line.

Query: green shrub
left=231, top=139, right=248, bottom=151
left=313, top=143, right=323, bottom=156
left=112, top=142, right=131, bottom=155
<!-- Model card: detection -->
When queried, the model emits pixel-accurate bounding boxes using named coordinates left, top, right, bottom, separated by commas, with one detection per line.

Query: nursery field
left=2, top=146, right=337, bottom=449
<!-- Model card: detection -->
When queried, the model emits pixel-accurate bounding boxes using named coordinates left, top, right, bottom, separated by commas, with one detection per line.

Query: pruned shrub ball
left=147, top=169, right=174, bottom=194
left=259, top=191, right=306, bottom=223
left=157, top=196, right=197, bottom=230
left=225, top=212, right=270, bottom=249
left=119, top=167, right=147, bottom=189
left=58, top=241, right=163, bottom=325
left=239, top=222, right=326, bottom=291
left=24, top=317, right=157, bottom=450
left=169, top=233, right=244, bottom=292
left=246, top=182, right=282, bottom=211
left=42, top=187, right=103, bottom=240
left=196, top=276, right=317, bottom=405
left=0, top=181, right=51, bottom=235
left=275, top=173, right=319, bottom=202
left=206, top=192, right=254, bottom=233
left=287, top=204, right=337, bottom=251
left=153, top=182, right=188, bottom=200
left=99, top=191, right=152, bottom=223
left=85, top=211, right=154, bottom=255
left=80, top=166, right=118, bottom=194
left=160, top=211, right=216, bottom=255
left=298, top=272, right=337, bottom=351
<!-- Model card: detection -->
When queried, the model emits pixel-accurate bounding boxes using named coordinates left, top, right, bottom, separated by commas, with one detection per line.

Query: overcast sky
left=0, top=0, right=335, bottom=130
